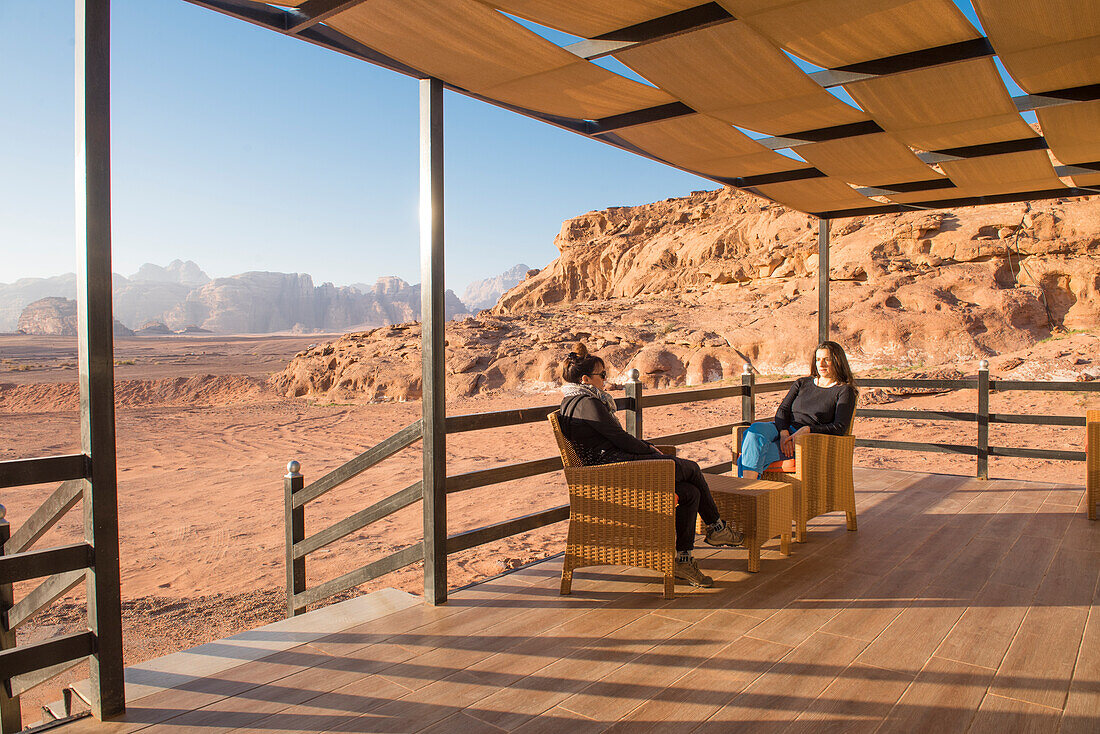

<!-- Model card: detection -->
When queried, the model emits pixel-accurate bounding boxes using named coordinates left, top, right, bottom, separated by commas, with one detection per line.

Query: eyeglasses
left=591, top=371, right=607, bottom=379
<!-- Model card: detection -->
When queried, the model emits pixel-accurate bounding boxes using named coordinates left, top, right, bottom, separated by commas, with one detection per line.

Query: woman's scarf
left=561, top=382, right=622, bottom=427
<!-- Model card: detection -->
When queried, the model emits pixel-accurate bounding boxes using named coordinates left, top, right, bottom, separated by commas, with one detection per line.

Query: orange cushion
left=766, top=458, right=797, bottom=473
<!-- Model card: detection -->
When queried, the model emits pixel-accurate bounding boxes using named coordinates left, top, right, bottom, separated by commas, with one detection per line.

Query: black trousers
left=600, top=451, right=722, bottom=552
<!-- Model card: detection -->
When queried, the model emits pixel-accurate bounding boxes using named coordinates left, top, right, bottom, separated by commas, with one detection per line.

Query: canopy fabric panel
left=753, top=178, right=879, bottom=213
left=327, top=0, right=671, bottom=118
left=478, top=0, right=703, bottom=38
left=1071, top=173, right=1100, bottom=188
left=939, top=150, right=1066, bottom=197
left=615, top=22, right=869, bottom=136
left=973, top=0, right=1100, bottom=93
left=615, top=114, right=809, bottom=178
left=481, top=63, right=674, bottom=119
left=716, top=0, right=980, bottom=69
left=883, top=187, right=962, bottom=205
left=270, top=0, right=1100, bottom=216
left=793, top=133, right=945, bottom=187
left=1037, top=101, right=1100, bottom=166
left=844, top=58, right=1037, bottom=151
left=327, top=0, right=569, bottom=87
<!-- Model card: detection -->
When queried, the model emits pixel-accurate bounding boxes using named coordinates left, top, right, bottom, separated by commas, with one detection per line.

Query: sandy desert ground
left=3, top=332, right=1099, bottom=715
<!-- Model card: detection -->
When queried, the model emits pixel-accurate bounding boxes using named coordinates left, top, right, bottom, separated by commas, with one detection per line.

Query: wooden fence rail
left=284, top=363, right=1099, bottom=613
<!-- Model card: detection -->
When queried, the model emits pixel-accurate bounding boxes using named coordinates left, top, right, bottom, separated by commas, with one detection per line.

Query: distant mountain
left=2, top=262, right=470, bottom=334
left=129, top=260, right=210, bottom=287
left=167, top=272, right=459, bottom=334
left=0, top=274, right=77, bottom=332
left=17, top=297, right=132, bottom=337
left=462, top=264, right=532, bottom=311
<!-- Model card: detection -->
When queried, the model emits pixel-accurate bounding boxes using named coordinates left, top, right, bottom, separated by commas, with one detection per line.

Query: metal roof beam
left=814, top=186, right=1097, bottom=220
left=286, top=0, right=370, bottom=34
left=565, top=3, right=734, bottom=59
left=757, top=85, right=1100, bottom=150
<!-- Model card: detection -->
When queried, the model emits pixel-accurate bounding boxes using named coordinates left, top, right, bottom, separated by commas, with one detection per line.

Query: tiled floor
left=61, top=468, right=1100, bottom=733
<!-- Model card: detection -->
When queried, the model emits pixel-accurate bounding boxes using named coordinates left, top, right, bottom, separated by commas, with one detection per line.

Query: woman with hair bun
left=558, top=343, right=743, bottom=588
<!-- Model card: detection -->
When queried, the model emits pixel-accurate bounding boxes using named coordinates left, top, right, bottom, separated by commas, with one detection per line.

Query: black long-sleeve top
left=774, top=377, right=857, bottom=436
left=559, top=393, right=655, bottom=465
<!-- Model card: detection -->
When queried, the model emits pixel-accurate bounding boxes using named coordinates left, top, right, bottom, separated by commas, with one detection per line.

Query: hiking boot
left=674, top=558, right=714, bottom=588
left=704, top=523, right=745, bottom=547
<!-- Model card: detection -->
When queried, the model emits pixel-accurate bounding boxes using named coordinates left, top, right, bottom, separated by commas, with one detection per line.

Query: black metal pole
left=741, top=364, right=756, bottom=425
left=284, top=461, right=306, bottom=616
left=977, top=360, right=990, bottom=479
left=0, top=507, right=21, bottom=732
left=818, top=218, right=830, bottom=344
left=420, top=77, right=447, bottom=605
left=77, top=0, right=125, bottom=719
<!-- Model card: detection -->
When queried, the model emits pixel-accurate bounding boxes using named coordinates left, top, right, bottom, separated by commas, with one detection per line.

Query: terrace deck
left=60, top=467, right=1100, bottom=733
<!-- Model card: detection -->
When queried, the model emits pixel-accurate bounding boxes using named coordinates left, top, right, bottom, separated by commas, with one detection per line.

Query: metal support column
left=420, top=77, right=447, bottom=605
left=741, top=364, right=756, bottom=425
left=77, top=0, right=125, bottom=719
left=818, top=218, right=830, bottom=344
left=977, top=360, right=990, bottom=479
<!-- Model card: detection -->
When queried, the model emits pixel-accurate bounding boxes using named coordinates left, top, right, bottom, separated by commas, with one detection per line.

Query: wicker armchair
left=548, top=411, right=678, bottom=599
left=732, top=407, right=857, bottom=542
left=1088, top=410, right=1099, bottom=520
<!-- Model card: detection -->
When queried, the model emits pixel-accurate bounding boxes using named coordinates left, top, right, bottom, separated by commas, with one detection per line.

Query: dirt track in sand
left=3, top=332, right=1098, bottom=715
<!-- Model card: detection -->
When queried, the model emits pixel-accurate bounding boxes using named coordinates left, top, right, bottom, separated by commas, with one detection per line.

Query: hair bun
left=573, top=342, right=589, bottom=359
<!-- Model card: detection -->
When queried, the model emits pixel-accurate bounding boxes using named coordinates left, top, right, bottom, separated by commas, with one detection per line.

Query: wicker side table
left=704, top=475, right=793, bottom=573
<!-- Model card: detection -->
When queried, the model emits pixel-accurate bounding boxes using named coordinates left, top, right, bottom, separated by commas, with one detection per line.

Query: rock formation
left=129, top=260, right=210, bottom=287
left=497, top=188, right=1100, bottom=368
left=168, top=273, right=467, bottom=334
left=17, top=297, right=78, bottom=336
left=2, top=263, right=469, bottom=334
left=462, top=264, right=531, bottom=311
left=136, top=321, right=173, bottom=336
left=17, top=297, right=133, bottom=337
left=272, top=188, right=1099, bottom=402
left=0, top=275, right=77, bottom=333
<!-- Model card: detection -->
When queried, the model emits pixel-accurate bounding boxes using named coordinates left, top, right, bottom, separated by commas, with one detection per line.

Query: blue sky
left=1, top=1, right=1024, bottom=294
left=0, top=1, right=710, bottom=292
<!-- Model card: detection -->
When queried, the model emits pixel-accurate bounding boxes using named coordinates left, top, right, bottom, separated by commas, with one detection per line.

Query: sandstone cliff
left=496, top=188, right=1100, bottom=368
left=17, top=297, right=134, bottom=337
left=129, top=259, right=210, bottom=287
left=168, top=273, right=467, bottom=334
left=2, top=264, right=469, bottom=334
left=17, top=297, right=78, bottom=336
left=272, top=187, right=1099, bottom=402
left=0, top=275, right=78, bottom=332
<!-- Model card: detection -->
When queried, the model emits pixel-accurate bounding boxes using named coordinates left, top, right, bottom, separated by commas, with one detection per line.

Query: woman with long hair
left=557, top=343, right=743, bottom=588
left=738, top=341, right=858, bottom=480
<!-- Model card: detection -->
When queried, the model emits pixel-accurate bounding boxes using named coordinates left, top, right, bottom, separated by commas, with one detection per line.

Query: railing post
left=0, top=505, right=21, bottom=733
left=284, top=461, right=306, bottom=617
left=977, top=360, right=990, bottom=479
left=624, top=369, right=643, bottom=439
left=742, top=364, right=756, bottom=425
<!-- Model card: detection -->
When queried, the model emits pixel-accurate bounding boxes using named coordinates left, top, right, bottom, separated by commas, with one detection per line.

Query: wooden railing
left=284, top=362, right=1099, bottom=613
left=0, top=461, right=95, bottom=731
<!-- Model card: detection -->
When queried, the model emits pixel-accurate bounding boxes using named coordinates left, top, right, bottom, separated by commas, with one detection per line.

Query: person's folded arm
left=773, top=379, right=802, bottom=435
left=573, top=397, right=656, bottom=455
